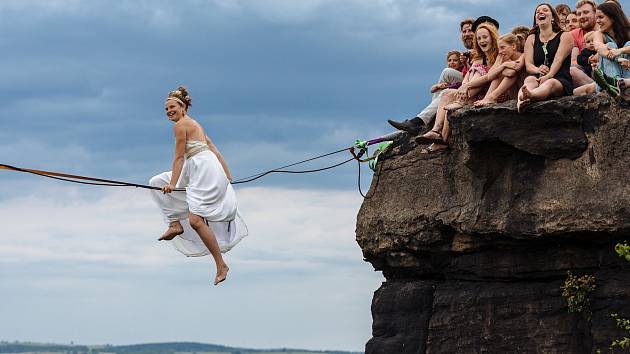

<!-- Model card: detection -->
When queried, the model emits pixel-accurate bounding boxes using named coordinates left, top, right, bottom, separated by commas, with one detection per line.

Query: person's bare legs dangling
left=189, top=213, right=229, bottom=285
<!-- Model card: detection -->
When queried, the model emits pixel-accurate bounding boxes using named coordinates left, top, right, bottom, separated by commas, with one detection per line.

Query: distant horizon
left=0, top=340, right=363, bottom=353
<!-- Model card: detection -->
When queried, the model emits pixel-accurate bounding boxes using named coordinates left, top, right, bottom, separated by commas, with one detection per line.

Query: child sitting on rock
left=576, top=31, right=597, bottom=77
left=430, top=51, right=465, bottom=93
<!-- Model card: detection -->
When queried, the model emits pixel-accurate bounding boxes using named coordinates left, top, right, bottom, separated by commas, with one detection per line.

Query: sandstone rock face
left=356, top=94, right=630, bottom=354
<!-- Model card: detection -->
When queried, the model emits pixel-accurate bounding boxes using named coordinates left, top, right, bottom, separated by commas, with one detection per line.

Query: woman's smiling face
left=447, top=54, right=461, bottom=69
left=596, top=9, right=613, bottom=32
left=165, top=100, right=186, bottom=122
left=476, top=28, right=491, bottom=53
left=535, top=4, right=553, bottom=26
left=498, top=40, right=516, bottom=60
left=567, top=13, right=579, bottom=30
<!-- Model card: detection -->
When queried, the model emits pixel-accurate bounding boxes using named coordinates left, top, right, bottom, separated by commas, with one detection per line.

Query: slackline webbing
left=0, top=131, right=403, bottom=195
left=0, top=145, right=355, bottom=191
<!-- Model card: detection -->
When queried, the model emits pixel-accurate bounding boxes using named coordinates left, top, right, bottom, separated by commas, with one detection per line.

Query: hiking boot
left=387, top=117, right=425, bottom=134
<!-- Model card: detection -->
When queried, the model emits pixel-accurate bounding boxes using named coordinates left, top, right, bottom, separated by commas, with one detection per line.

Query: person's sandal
left=415, top=130, right=445, bottom=144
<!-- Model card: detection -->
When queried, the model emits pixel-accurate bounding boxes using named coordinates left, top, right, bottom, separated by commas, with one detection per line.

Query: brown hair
left=472, top=22, right=499, bottom=65
left=511, top=25, right=531, bottom=39
left=597, top=2, right=630, bottom=47
left=576, top=0, right=597, bottom=12
left=604, top=0, right=621, bottom=6
left=167, top=86, right=192, bottom=110
left=446, top=50, right=462, bottom=60
left=530, top=3, right=564, bottom=35
left=500, top=33, right=526, bottom=53
left=460, top=18, right=474, bottom=31
left=583, top=31, right=595, bottom=42
left=555, top=4, right=572, bottom=16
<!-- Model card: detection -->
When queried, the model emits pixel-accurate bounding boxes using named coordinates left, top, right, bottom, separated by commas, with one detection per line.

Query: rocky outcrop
left=356, top=94, right=630, bottom=354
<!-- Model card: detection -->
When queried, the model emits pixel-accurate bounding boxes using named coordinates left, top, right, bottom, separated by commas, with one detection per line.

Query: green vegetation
left=615, top=242, right=630, bottom=262
left=610, top=313, right=630, bottom=350
left=609, top=242, right=630, bottom=351
left=591, top=241, right=630, bottom=353
left=561, top=271, right=596, bottom=320
left=0, top=341, right=363, bottom=354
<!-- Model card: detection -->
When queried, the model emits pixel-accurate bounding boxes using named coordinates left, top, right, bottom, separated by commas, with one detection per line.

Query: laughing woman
left=149, top=86, right=247, bottom=285
left=517, top=3, right=574, bottom=112
left=474, top=32, right=527, bottom=106
left=415, top=20, right=500, bottom=152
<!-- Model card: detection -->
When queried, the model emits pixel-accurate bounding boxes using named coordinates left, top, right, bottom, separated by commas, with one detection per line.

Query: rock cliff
left=356, top=94, right=630, bottom=354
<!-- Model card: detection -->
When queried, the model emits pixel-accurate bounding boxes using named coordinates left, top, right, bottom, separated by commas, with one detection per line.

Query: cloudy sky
left=0, top=0, right=555, bottom=351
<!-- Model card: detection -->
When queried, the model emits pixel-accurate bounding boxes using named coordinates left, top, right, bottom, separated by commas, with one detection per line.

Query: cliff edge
left=356, top=94, right=630, bottom=354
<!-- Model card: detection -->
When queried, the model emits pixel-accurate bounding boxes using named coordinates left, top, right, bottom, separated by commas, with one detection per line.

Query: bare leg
left=424, top=89, right=456, bottom=137
left=445, top=70, right=483, bottom=111
left=475, top=76, right=517, bottom=106
left=440, top=88, right=477, bottom=142
left=485, top=77, right=501, bottom=96
left=492, top=76, right=517, bottom=99
left=517, top=76, right=539, bottom=112
left=574, top=82, right=596, bottom=96
left=440, top=97, right=474, bottom=142
left=474, top=77, right=501, bottom=106
left=441, top=110, right=451, bottom=142
left=159, top=220, right=184, bottom=241
left=570, top=66, right=594, bottom=87
left=465, top=71, right=484, bottom=99
left=527, top=79, right=564, bottom=101
left=189, top=213, right=229, bottom=285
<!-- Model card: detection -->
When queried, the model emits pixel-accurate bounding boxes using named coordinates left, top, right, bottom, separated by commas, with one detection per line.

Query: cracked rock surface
left=356, top=94, right=630, bottom=354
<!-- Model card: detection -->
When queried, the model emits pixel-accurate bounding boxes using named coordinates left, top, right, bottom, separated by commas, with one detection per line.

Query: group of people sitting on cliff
left=388, top=0, right=630, bottom=154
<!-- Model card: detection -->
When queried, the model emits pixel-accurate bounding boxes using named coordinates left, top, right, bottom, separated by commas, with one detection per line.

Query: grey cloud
left=1, top=0, right=543, bottom=191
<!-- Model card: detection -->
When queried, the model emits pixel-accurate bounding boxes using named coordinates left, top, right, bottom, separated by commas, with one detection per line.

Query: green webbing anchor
left=368, top=141, right=394, bottom=171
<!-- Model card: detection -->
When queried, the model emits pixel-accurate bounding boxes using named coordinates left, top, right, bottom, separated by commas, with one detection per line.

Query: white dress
left=149, top=140, right=247, bottom=256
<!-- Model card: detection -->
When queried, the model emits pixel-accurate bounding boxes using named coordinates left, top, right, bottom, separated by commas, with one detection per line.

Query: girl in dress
left=150, top=86, right=247, bottom=285
left=517, top=3, right=574, bottom=112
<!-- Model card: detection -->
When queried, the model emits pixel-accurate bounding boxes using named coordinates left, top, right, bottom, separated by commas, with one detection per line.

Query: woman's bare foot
left=214, top=263, right=229, bottom=285
left=158, top=222, right=184, bottom=241
left=474, top=97, right=497, bottom=107
left=517, top=86, right=531, bottom=113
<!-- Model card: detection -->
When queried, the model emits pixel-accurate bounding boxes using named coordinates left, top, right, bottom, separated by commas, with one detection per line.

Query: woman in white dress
left=149, top=86, right=247, bottom=285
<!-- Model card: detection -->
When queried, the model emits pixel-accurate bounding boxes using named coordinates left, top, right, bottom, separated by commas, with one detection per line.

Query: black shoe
left=387, top=117, right=425, bottom=134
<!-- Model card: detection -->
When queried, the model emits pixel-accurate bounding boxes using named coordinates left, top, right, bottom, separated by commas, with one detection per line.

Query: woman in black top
left=517, top=3, right=574, bottom=112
